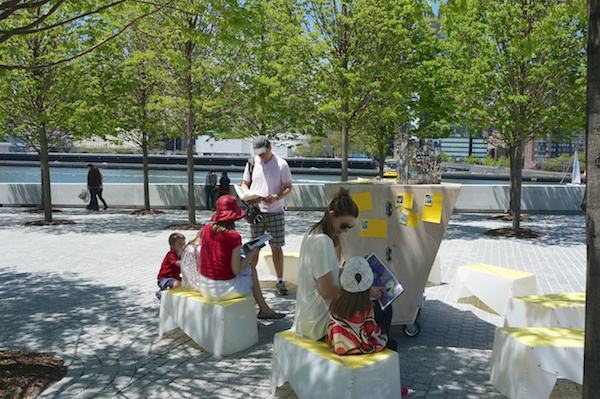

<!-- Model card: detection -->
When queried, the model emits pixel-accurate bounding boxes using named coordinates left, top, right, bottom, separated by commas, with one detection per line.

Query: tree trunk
left=508, top=143, right=523, bottom=230
left=584, top=0, right=600, bottom=396
left=378, top=133, right=385, bottom=178
left=142, top=132, right=150, bottom=211
left=341, top=123, right=349, bottom=182
left=38, top=123, right=52, bottom=222
left=185, top=39, right=196, bottom=226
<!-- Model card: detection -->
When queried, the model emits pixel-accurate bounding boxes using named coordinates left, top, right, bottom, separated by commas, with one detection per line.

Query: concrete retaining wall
left=0, top=183, right=586, bottom=214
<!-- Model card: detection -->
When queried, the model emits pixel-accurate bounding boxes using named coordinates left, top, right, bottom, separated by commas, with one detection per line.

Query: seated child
left=156, top=233, right=185, bottom=300
left=180, top=231, right=201, bottom=291
left=326, top=256, right=388, bottom=355
left=326, top=256, right=409, bottom=396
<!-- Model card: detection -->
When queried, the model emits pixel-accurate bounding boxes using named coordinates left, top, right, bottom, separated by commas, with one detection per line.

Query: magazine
left=365, top=251, right=404, bottom=310
left=233, top=184, right=263, bottom=203
left=243, top=233, right=272, bottom=254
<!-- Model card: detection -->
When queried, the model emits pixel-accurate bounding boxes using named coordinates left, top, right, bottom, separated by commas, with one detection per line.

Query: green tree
left=265, top=0, right=438, bottom=181
left=0, top=0, right=167, bottom=70
left=153, top=0, right=253, bottom=225
left=225, top=0, right=314, bottom=141
left=0, top=7, right=92, bottom=222
left=78, top=6, right=172, bottom=212
left=441, top=0, right=586, bottom=230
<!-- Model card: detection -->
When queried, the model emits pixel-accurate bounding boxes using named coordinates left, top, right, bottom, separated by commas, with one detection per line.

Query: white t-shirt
left=291, top=232, right=340, bottom=340
left=243, top=154, right=292, bottom=213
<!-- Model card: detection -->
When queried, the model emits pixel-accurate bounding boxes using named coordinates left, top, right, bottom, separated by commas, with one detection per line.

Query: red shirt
left=157, top=249, right=181, bottom=280
left=200, top=223, right=242, bottom=281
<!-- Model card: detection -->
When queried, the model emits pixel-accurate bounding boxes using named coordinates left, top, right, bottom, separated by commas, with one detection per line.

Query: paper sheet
left=351, top=192, right=373, bottom=212
left=359, top=218, right=387, bottom=238
left=422, top=193, right=444, bottom=224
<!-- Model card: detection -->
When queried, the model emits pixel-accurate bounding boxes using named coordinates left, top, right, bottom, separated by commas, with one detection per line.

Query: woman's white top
left=291, top=232, right=340, bottom=340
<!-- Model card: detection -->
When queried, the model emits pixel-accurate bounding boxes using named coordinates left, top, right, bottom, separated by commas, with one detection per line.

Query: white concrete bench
left=504, top=292, right=585, bottom=328
left=491, top=327, right=584, bottom=399
left=262, top=252, right=300, bottom=285
left=452, top=263, right=537, bottom=315
left=158, top=287, right=258, bottom=357
left=271, top=330, right=400, bottom=399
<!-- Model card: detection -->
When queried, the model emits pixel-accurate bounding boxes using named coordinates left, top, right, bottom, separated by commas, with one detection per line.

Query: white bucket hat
left=340, top=256, right=374, bottom=293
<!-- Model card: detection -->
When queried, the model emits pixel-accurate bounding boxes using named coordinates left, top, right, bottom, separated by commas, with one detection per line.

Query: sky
left=429, top=1, right=445, bottom=16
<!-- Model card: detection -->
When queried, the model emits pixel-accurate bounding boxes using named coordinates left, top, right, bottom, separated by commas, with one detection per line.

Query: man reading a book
left=242, top=135, right=293, bottom=296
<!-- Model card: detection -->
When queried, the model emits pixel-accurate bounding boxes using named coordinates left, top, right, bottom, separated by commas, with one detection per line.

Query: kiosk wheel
left=402, top=321, right=421, bottom=337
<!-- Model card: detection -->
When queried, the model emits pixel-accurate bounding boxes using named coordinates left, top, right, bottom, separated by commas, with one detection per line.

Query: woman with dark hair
left=198, top=195, right=284, bottom=319
left=218, top=171, right=230, bottom=198
left=86, top=164, right=107, bottom=210
left=291, top=188, right=394, bottom=349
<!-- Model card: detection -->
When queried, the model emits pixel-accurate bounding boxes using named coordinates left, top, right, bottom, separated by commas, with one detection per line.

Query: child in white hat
left=325, top=256, right=388, bottom=355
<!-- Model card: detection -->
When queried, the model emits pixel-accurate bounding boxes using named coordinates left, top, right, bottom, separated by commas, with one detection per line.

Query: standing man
left=204, top=169, right=217, bottom=210
left=242, top=136, right=293, bottom=296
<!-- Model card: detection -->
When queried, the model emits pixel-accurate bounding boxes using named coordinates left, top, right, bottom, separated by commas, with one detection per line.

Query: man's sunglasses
left=340, top=223, right=355, bottom=230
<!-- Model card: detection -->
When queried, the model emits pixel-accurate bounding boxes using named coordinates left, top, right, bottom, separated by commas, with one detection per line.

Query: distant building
left=438, top=134, right=487, bottom=162
left=523, top=131, right=585, bottom=169
left=195, top=135, right=305, bottom=158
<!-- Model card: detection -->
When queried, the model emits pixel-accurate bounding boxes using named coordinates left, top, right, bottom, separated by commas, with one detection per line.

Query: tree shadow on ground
left=0, top=268, right=294, bottom=398
left=442, top=213, right=585, bottom=247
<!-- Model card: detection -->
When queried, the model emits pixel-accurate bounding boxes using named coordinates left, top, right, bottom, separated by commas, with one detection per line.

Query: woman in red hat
left=199, top=195, right=284, bottom=319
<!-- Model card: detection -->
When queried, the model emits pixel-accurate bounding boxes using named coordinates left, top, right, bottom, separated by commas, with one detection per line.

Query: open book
left=233, top=184, right=263, bottom=203
left=243, top=233, right=272, bottom=254
left=365, top=251, right=404, bottom=310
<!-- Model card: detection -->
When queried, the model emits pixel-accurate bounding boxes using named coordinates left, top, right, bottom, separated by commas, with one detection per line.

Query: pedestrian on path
left=205, top=169, right=218, bottom=210
left=86, top=164, right=108, bottom=210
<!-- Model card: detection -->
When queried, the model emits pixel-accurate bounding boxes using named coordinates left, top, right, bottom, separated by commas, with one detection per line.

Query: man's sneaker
left=276, top=281, right=288, bottom=296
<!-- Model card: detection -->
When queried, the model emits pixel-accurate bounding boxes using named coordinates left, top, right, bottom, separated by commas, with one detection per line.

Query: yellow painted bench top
left=276, top=330, right=396, bottom=370
left=461, top=263, right=534, bottom=279
left=165, top=287, right=250, bottom=307
left=514, top=292, right=585, bottom=308
left=262, top=252, right=300, bottom=258
left=500, top=327, right=584, bottom=347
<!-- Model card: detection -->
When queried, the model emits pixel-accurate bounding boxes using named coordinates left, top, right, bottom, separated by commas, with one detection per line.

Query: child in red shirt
left=156, top=233, right=185, bottom=300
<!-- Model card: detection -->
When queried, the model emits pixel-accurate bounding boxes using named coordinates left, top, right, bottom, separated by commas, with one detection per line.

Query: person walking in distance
left=86, top=164, right=106, bottom=211
left=242, top=136, right=293, bottom=296
left=204, top=169, right=218, bottom=210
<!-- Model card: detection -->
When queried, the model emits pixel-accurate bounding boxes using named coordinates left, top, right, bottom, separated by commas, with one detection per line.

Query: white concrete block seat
left=158, top=287, right=258, bottom=357
left=452, top=263, right=537, bottom=315
left=491, top=327, right=584, bottom=399
left=262, top=252, right=300, bottom=285
left=271, top=330, right=400, bottom=399
left=504, top=292, right=585, bottom=328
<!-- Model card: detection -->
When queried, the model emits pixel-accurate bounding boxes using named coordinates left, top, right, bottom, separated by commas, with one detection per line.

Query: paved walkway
left=0, top=208, right=585, bottom=398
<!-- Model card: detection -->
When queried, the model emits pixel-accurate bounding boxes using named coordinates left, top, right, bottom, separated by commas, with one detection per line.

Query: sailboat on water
left=569, top=150, right=582, bottom=185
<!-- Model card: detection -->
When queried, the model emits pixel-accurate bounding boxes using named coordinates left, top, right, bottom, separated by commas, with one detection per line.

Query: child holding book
left=326, top=256, right=409, bottom=396
left=326, top=256, right=388, bottom=354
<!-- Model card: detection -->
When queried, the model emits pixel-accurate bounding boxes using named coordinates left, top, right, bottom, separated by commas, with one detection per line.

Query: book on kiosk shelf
left=233, top=185, right=263, bottom=203
left=364, top=251, right=404, bottom=310
left=243, top=233, right=272, bottom=254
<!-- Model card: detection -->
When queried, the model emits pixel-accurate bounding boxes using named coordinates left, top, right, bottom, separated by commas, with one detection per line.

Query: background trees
left=440, top=0, right=587, bottom=231
left=264, top=0, right=439, bottom=181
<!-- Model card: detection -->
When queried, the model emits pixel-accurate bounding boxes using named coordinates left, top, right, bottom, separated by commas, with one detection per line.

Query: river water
left=0, top=165, right=539, bottom=185
left=0, top=165, right=353, bottom=185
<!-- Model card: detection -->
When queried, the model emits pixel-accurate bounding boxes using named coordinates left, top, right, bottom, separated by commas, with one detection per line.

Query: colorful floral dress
left=326, top=304, right=388, bottom=355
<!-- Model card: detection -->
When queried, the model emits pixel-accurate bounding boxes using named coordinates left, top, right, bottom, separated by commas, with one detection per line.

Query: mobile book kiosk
left=324, top=182, right=461, bottom=336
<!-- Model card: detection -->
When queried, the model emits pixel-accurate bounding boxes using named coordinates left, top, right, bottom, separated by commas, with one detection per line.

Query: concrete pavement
left=0, top=207, right=585, bottom=398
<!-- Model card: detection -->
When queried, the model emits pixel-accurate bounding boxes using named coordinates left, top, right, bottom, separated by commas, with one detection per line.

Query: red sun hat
left=211, top=195, right=246, bottom=222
